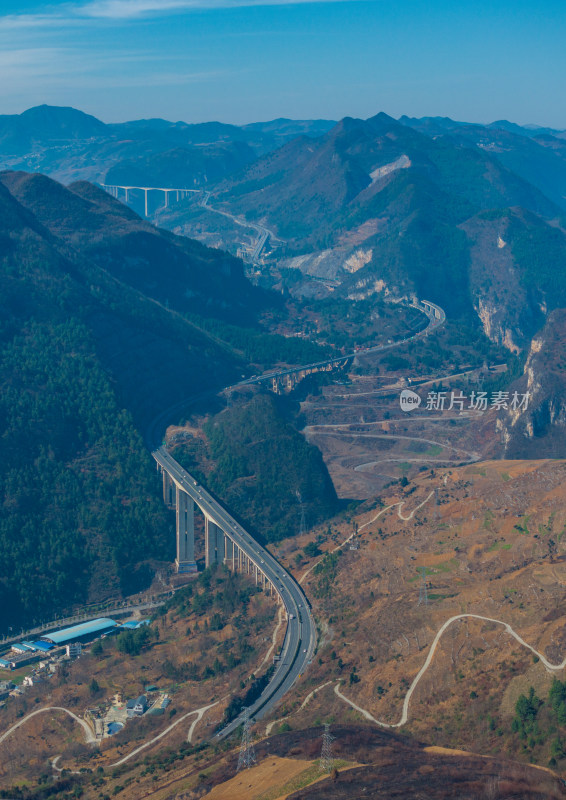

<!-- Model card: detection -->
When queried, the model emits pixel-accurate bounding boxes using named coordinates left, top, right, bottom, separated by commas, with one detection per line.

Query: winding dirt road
left=299, top=489, right=435, bottom=585
left=305, top=426, right=480, bottom=471
left=110, top=700, right=219, bottom=767
left=0, top=700, right=219, bottom=770
left=334, top=613, right=566, bottom=729
left=0, top=706, right=96, bottom=746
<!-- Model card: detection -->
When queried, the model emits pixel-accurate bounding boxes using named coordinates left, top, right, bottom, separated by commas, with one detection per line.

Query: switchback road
left=334, top=613, right=566, bottom=728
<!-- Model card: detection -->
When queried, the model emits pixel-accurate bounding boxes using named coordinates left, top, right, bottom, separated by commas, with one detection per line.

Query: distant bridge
left=267, top=357, right=352, bottom=394
left=100, top=184, right=200, bottom=217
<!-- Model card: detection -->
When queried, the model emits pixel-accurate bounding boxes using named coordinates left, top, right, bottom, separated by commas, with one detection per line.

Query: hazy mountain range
left=2, top=105, right=566, bottom=458
left=2, top=104, right=565, bottom=193
left=1, top=104, right=566, bottom=625
left=0, top=168, right=337, bottom=629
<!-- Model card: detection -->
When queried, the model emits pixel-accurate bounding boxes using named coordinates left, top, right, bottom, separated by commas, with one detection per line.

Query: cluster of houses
left=86, top=687, right=171, bottom=738
left=0, top=615, right=173, bottom=738
left=0, top=616, right=151, bottom=708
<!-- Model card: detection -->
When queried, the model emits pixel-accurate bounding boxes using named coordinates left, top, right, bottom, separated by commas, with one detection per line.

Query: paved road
left=333, top=612, right=566, bottom=729
left=200, top=192, right=277, bottom=263
left=146, top=298, right=446, bottom=739
left=153, top=447, right=317, bottom=739
left=233, top=298, right=445, bottom=390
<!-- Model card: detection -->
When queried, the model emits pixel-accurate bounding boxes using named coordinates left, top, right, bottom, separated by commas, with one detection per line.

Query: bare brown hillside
left=268, top=459, right=566, bottom=772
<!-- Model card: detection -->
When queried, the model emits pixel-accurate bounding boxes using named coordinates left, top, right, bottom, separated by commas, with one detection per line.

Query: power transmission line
left=237, top=709, right=256, bottom=772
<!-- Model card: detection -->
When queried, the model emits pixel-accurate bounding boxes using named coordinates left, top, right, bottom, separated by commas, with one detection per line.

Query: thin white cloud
left=0, top=13, right=77, bottom=30
left=0, top=44, right=226, bottom=95
left=0, top=0, right=365, bottom=29
left=82, top=0, right=202, bottom=18
left=0, top=0, right=363, bottom=106
left=82, top=0, right=364, bottom=18
left=0, top=47, right=65, bottom=73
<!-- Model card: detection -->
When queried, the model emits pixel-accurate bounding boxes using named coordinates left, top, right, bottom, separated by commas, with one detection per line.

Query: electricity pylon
left=296, top=489, right=307, bottom=536
left=319, top=723, right=334, bottom=772
left=237, top=709, right=256, bottom=771
left=417, top=566, right=429, bottom=607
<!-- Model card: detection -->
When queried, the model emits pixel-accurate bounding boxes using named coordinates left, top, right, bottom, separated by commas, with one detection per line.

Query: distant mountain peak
left=19, top=104, right=105, bottom=128
left=487, top=119, right=530, bottom=135
left=0, top=104, right=107, bottom=155
left=366, top=111, right=397, bottom=125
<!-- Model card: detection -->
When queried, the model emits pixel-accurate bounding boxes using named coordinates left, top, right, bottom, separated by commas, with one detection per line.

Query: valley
left=3, top=456, right=566, bottom=799
left=1, top=103, right=566, bottom=800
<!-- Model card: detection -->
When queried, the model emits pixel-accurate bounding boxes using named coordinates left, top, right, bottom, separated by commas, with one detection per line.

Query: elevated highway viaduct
left=151, top=297, right=444, bottom=736
left=153, top=447, right=316, bottom=738
left=234, top=298, right=445, bottom=394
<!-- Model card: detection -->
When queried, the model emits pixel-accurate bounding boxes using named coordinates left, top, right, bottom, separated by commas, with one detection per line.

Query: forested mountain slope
left=174, top=393, right=339, bottom=544
left=0, top=172, right=263, bottom=632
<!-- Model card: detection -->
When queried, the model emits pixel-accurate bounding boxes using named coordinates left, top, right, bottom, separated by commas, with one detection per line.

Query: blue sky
left=1, top=0, right=565, bottom=127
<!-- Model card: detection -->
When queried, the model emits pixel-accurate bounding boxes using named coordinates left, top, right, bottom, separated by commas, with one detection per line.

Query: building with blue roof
left=31, top=641, right=54, bottom=653
left=11, top=643, right=33, bottom=654
left=41, top=618, right=117, bottom=646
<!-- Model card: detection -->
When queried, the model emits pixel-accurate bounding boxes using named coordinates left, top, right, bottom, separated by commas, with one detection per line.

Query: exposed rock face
left=500, top=309, right=566, bottom=457
left=346, top=276, right=408, bottom=302
left=280, top=246, right=374, bottom=282
left=476, top=297, right=522, bottom=354
left=462, top=212, right=544, bottom=354
left=343, top=248, right=373, bottom=273
left=279, top=249, right=343, bottom=280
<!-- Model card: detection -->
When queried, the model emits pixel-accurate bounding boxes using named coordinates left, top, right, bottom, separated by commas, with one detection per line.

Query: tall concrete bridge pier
left=156, top=452, right=278, bottom=597
left=100, top=184, right=200, bottom=217
left=162, top=470, right=197, bottom=572
left=154, top=445, right=317, bottom=737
